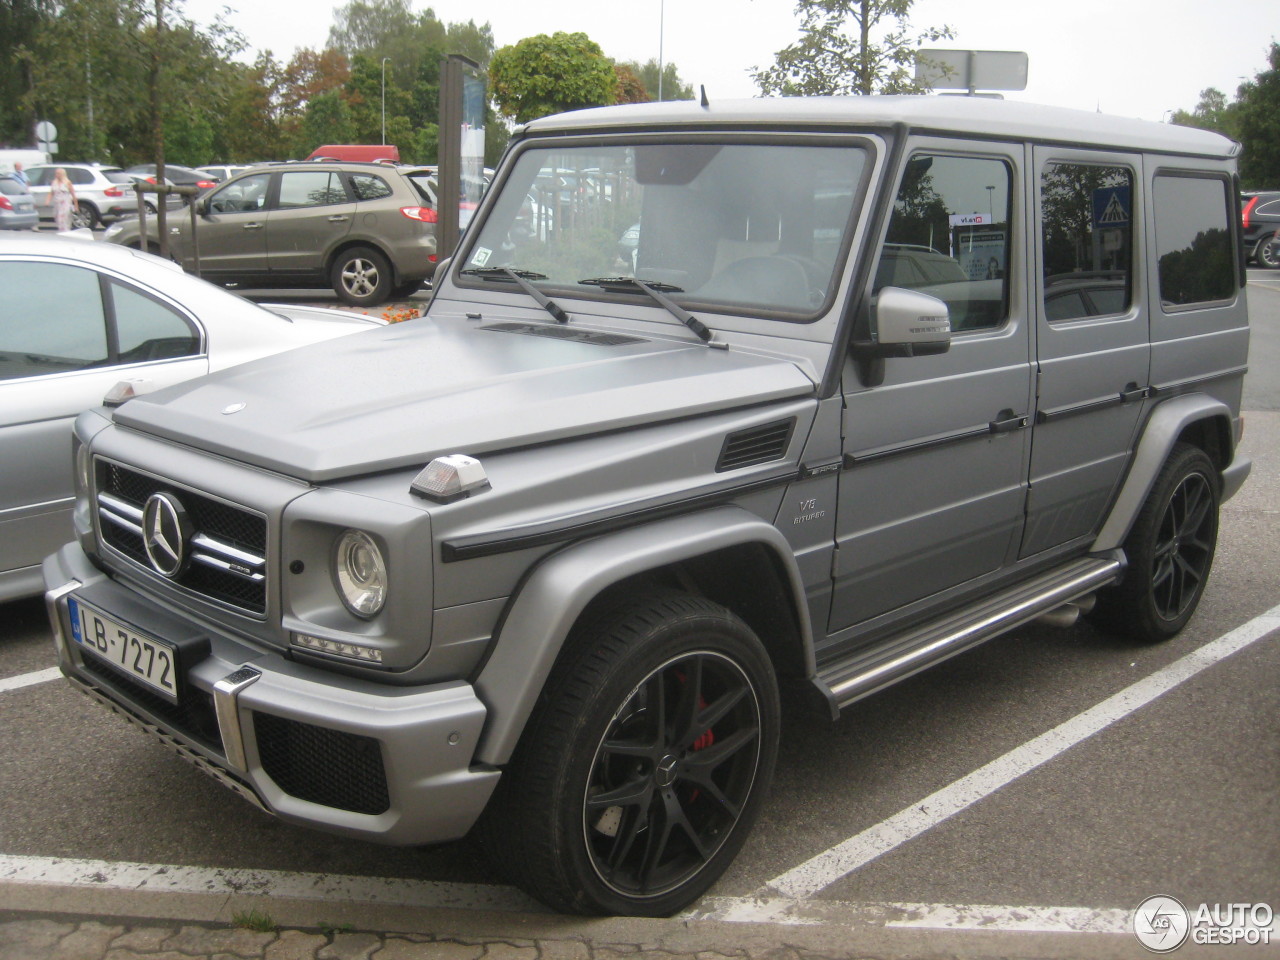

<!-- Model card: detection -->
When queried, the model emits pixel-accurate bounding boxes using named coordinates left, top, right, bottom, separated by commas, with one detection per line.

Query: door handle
left=242, top=222, right=263, bottom=230
left=1119, top=383, right=1148, bottom=403
left=989, top=410, right=1028, bottom=434
left=328, top=215, right=349, bottom=223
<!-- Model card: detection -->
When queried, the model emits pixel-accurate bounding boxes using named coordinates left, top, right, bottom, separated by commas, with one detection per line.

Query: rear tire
left=331, top=246, right=391, bottom=306
left=478, top=591, right=780, bottom=916
left=1092, top=443, right=1219, bottom=642
left=1256, top=234, right=1280, bottom=269
left=72, top=203, right=98, bottom=230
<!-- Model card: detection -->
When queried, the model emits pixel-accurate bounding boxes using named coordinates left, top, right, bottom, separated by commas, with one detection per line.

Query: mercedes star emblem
left=142, top=492, right=191, bottom=577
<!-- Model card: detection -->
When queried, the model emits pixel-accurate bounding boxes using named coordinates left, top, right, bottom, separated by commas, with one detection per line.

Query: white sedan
left=0, top=234, right=386, bottom=602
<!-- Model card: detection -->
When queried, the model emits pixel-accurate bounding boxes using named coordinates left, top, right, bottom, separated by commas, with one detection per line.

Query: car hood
left=112, top=317, right=816, bottom=482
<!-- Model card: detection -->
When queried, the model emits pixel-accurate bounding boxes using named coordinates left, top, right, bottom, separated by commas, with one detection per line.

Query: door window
left=1040, top=162, right=1134, bottom=321
left=349, top=173, right=392, bottom=201
left=874, top=154, right=1012, bottom=331
left=207, top=173, right=271, bottom=214
left=277, top=171, right=347, bottom=208
left=0, top=261, right=108, bottom=379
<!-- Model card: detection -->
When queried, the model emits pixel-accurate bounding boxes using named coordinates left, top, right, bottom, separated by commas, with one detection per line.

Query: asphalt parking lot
left=0, top=277, right=1277, bottom=959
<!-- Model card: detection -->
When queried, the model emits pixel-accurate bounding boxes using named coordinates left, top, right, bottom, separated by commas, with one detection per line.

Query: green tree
left=0, top=0, right=51, bottom=146
left=625, top=58, right=693, bottom=102
left=754, top=0, right=953, bottom=96
left=614, top=63, right=648, bottom=104
left=1169, top=87, right=1240, bottom=139
left=489, top=32, right=617, bottom=124
left=1234, top=42, right=1280, bottom=189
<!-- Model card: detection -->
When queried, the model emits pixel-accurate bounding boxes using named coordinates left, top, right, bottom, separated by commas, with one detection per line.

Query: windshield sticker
left=470, top=247, right=492, bottom=267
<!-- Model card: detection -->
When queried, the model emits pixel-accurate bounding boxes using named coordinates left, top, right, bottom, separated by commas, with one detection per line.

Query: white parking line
left=758, top=602, right=1280, bottom=901
left=0, top=667, right=61, bottom=694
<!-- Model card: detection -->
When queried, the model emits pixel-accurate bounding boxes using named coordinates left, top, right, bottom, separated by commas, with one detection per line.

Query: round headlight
left=334, top=529, right=387, bottom=618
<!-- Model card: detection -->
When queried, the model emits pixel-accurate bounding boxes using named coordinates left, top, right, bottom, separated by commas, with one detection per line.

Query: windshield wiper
left=460, top=267, right=571, bottom=324
left=579, top=276, right=720, bottom=347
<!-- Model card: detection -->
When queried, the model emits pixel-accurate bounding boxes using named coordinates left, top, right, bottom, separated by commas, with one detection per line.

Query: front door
left=829, top=143, right=1034, bottom=641
left=1019, top=149, right=1149, bottom=557
left=181, top=172, right=272, bottom=280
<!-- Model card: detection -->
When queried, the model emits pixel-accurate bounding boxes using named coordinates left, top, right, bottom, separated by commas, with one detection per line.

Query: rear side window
left=1153, top=174, right=1235, bottom=307
left=111, top=280, right=200, bottom=364
left=1040, top=162, right=1133, bottom=321
left=349, top=174, right=392, bottom=201
left=874, top=153, right=1012, bottom=331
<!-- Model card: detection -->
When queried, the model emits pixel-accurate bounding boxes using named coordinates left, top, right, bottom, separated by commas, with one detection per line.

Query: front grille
left=95, top=459, right=269, bottom=616
left=254, top=712, right=390, bottom=815
left=80, top=654, right=221, bottom=752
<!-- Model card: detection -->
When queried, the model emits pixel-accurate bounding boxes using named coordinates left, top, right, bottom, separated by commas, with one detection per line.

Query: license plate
left=68, top=598, right=179, bottom=701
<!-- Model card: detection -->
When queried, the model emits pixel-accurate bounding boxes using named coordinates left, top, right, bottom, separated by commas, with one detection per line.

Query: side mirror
left=851, top=287, right=951, bottom=386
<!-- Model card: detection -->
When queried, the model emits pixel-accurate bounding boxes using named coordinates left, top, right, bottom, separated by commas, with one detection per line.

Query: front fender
left=472, top=505, right=811, bottom=765
left=1092, top=394, right=1246, bottom=552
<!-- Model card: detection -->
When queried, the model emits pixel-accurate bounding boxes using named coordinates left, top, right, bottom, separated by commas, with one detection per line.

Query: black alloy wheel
left=479, top=591, right=780, bottom=916
left=1093, top=443, right=1220, bottom=642
left=583, top=648, right=763, bottom=901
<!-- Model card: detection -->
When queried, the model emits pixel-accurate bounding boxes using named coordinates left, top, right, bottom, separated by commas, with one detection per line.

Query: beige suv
left=103, top=161, right=439, bottom=305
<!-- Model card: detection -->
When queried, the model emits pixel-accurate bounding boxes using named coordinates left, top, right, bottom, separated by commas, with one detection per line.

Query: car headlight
left=334, top=529, right=388, bottom=618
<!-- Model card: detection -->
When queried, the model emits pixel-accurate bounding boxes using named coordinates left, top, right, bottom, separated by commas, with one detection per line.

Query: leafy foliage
left=754, top=0, right=953, bottom=96
left=625, top=58, right=693, bottom=102
left=489, top=32, right=617, bottom=124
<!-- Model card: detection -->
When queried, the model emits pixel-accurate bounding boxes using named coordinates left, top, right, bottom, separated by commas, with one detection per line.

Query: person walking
left=45, top=167, right=77, bottom=231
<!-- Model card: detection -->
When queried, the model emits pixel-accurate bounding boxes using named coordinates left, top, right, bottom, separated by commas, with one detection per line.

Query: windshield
left=461, top=140, right=867, bottom=319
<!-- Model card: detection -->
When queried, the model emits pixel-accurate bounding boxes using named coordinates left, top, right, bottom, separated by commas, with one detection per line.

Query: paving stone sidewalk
left=0, top=916, right=851, bottom=960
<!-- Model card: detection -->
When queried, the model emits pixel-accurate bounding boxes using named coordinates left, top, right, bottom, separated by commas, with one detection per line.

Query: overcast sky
left=180, top=0, right=1273, bottom=123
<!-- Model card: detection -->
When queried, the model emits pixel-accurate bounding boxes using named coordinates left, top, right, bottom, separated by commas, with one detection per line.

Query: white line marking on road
left=0, top=667, right=61, bottom=694
left=759, top=602, right=1280, bottom=900
left=0, top=853, right=1143, bottom=935
left=0, top=854, right=546, bottom=913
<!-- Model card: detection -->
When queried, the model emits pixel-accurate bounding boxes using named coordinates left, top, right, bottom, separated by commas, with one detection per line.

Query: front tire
left=479, top=592, right=780, bottom=916
left=1093, top=443, right=1220, bottom=642
left=331, top=246, right=391, bottom=306
left=72, top=202, right=98, bottom=230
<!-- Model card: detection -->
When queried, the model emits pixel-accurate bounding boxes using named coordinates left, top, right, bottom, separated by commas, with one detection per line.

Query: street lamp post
left=381, top=57, right=391, bottom=145
left=657, top=0, right=664, bottom=101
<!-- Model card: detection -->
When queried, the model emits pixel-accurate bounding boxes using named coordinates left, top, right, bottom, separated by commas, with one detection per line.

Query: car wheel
left=1256, top=234, right=1280, bottom=269
left=331, top=246, right=391, bottom=306
left=479, top=591, right=779, bottom=916
left=72, top=203, right=98, bottom=230
left=1092, top=443, right=1219, bottom=642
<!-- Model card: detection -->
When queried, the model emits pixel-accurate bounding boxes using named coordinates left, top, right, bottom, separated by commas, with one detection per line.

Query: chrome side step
left=815, top=556, right=1123, bottom=716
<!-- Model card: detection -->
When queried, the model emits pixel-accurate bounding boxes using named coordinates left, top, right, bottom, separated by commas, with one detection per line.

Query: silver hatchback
left=0, top=174, right=37, bottom=229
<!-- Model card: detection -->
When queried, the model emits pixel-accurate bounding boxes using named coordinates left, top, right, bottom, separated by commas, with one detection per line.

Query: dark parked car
left=1241, top=190, right=1280, bottom=268
left=104, top=161, right=439, bottom=305
left=126, top=163, right=218, bottom=199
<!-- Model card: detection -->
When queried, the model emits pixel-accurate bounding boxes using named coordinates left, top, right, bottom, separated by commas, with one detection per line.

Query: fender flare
left=471, top=504, right=813, bottom=765
left=1091, top=394, right=1238, bottom=552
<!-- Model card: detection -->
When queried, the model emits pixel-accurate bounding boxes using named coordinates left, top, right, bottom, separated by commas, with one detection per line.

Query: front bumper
left=44, top=544, right=498, bottom=846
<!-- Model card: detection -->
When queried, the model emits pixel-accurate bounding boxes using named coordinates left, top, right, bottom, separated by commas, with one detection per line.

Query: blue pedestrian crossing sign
left=1092, top=186, right=1130, bottom=227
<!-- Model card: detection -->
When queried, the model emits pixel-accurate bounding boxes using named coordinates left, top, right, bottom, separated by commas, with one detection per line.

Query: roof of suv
left=520, top=96, right=1239, bottom=159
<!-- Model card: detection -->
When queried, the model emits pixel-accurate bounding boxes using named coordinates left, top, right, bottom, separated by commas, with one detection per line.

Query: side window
left=66, top=168, right=93, bottom=185
left=0, top=261, right=108, bottom=379
left=1040, top=162, right=1134, bottom=321
left=110, top=280, right=200, bottom=364
left=349, top=174, right=392, bottom=201
left=28, top=167, right=53, bottom=186
left=1153, top=174, right=1235, bottom=307
left=277, top=171, right=347, bottom=208
left=874, top=153, right=1012, bottom=331
left=207, top=172, right=271, bottom=214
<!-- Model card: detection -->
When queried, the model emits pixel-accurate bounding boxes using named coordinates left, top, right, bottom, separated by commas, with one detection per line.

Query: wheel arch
left=326, top=238, right=398, bottom=281
left=1092, top=394, right=1238, bottom=553
left=472, top=504, right=813, bottom=766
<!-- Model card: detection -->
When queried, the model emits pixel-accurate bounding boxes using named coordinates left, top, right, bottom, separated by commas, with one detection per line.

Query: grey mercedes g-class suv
left=44, top=96, right=1251, bottom=916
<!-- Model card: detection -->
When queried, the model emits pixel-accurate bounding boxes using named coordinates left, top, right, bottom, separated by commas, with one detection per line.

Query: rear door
left=264, top=169, right=355, bottom=279
left=1020, top=149, right=1148, bottom=557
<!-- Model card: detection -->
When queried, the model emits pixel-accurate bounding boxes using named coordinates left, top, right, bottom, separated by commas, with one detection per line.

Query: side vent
left=716, top=419, right=796, bottom=472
